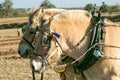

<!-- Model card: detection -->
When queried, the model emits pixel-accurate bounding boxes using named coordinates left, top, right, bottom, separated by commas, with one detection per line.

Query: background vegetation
left=0, top=0, right=120, bottom=29
left=0, top=0, right=120, bottom=18
left=0, top=0, right=27, bottom=17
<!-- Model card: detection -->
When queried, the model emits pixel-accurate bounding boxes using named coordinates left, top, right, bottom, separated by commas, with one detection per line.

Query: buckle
left=54, top=64, right=67, bottom=73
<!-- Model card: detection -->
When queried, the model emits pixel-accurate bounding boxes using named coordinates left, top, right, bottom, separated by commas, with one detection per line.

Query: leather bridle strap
left=22, top=37, right=34, bottom=49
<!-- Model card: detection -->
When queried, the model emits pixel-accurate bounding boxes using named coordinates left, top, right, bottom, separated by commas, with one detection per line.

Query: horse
left=18, top=8, right=65, bottom=80
left=32, top=8, right=120, bottom=80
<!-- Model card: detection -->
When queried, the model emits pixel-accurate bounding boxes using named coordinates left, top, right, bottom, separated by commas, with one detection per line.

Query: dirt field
left=0, top=17, right=28, bottom=25
left=0, top=29, right=60, bottom=80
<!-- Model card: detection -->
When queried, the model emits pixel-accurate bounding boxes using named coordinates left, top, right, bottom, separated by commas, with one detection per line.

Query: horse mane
left=43, top=8, right=65, bottom=16
left=27, top=8, right=65, bottom=17
left=52, top=10, right=92, bottom=21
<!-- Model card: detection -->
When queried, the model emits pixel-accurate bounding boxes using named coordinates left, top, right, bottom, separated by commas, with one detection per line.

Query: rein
left=71, top=43, right=120, bottom=64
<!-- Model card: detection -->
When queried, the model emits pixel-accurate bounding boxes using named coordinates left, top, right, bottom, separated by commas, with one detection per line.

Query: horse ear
left=49, top=17, right=53, bottom=22
left=37, top=7, right=44, bottom=18
left=39, top=7, right=44, bottom=13
left=41, top=8, right=44, bottom=13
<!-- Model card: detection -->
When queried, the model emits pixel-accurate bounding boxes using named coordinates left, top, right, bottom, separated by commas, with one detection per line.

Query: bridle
left=21, top=19, right=44, bottom=80
left=21, top=8, right=43, bottom=50
left=21, top=19, right=39, bottom=49
left=21, top=14, right=57, bottom=80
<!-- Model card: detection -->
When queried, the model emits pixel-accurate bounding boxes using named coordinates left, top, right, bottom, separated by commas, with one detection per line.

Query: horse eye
left=42, top=19, right=47, bottom=23
left=29, top=27, right=36, bottom=34
left=42, top=35, right=51, bottom=46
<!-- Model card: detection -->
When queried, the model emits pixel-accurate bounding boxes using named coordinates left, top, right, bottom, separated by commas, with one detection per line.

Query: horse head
left=18, top=8, right=44, bottom=58
left=31, top=24, right=61, bottom=73
left=18, top=8, right=65, bottom=73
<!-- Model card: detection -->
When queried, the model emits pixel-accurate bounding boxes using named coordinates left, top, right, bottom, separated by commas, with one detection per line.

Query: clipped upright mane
left=27, top=8, right=65, bottom=18
left=52, top=10, right=92, bottom=21
left=43, top=8, right=65, bottom=16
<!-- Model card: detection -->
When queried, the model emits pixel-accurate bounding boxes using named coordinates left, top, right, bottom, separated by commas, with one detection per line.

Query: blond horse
left=18, top=8, right=65, bottom=80
left=18, top=8, right=85, bottom=80
left=33, top=9, right=120, bottom=80
left=26, top=8, right=81, bottom=80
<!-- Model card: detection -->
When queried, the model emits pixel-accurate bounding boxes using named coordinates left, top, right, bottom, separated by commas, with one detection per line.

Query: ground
left=0, top=17, right=28, bottom=25
left=0, top=28, right=60, bottom=80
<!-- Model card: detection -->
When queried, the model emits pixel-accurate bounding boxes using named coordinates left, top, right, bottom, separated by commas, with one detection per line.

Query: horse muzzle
left=18, top=44, right=30, bottom=58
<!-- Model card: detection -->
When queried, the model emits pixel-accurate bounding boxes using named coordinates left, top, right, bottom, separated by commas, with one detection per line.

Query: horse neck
left=50, top=18, right=92, bottom=59
left=43, top=9, right=64, bottom=18
left=104, top=26, right=120, bottom=56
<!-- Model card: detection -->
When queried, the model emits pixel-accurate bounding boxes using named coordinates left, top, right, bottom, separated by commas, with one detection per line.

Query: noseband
left=21, top=23, right=39, bottom=49
left=22, top=36, right=34, bottom=49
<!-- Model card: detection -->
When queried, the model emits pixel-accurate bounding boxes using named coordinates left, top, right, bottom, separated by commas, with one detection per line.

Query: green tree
left=84, top=3, right=94, bottom=12
left=40, top=0, right=55, bottom=8
left=0, top=4, right=3, bottom=17
left=0, top=4, right=6, bottom=17
left=102, top=4, right=111, bottom=12
left=3, top=0, right=13, bottom=16
left=112, top=4, right=120, bottom=12
left=0, top=4, right=3, bottom=11
left=12, top=9, right=27, bottom=17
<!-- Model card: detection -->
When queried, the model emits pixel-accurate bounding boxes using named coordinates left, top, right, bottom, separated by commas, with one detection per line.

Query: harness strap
left=47, top=48, right=58, bottom=59
left=47, top=35, right=62, bottom=59
left=73, top=20, right=106, bottom=72
left=22, top=37, right=34, bottom=49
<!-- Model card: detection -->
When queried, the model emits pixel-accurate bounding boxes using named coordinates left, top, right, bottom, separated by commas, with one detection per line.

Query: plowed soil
left=0, top=29, right=60, bottom=80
